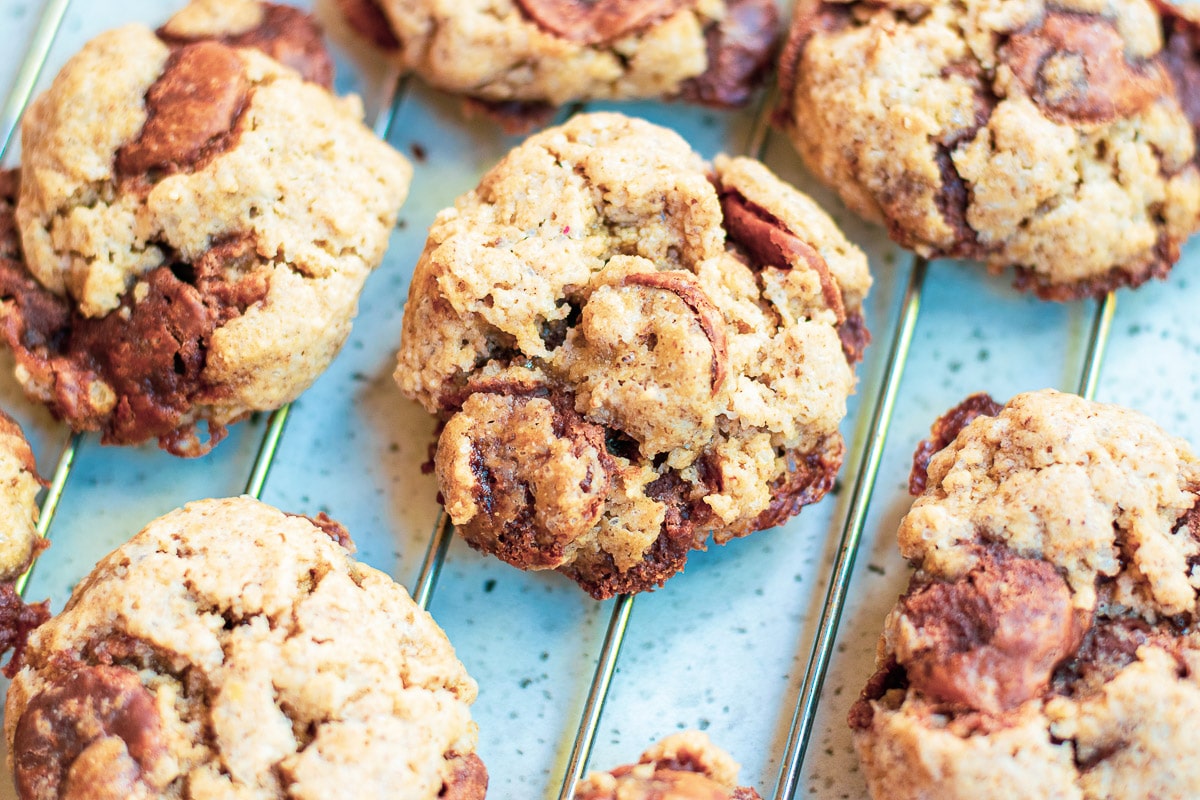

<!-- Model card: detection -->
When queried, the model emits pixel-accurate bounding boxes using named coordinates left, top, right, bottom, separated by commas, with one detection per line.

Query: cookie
left=336, top=0, right=779, bottom=128
left=394, top=111, right=871, bottom=598
left=0, top=408, right=50, bottom=680
left=851, top=389, right=1200, bottom=799
left=0, top=1, right=412, bottom=456
left=777, top=0, right=1200, bottom=299
left=574, top=732, right=761, bottom=799
left=4, top=496, right=486, bottom=800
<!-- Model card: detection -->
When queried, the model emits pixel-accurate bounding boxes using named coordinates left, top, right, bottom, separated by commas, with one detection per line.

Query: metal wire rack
left=1, top=1, right=1192, bottom=799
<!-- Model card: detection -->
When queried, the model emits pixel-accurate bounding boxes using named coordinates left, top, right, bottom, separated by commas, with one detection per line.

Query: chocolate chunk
left=750, top=437, right=843, bottom=532
left=461, top=96, right=558, bottom=136
left=1159, top=4, right=1200, bottom=166
left=13, top=665, right=170, bottom=800
left=335, top=0, right=401, bottom=50
left=909, top=393, right=1003, bottom=495
left=448, top=387, right=612, bottom=570
left=287, top=512, right=356, bottom=552
left=720, top=189, right=847, bottom=323
left=1000, top=10, right=1171, bottom=124
left=895, top=549, right=1085, bottom=714
left=774, top=1, right=851, bottom=123
left=623, top=272, right=729, bottom=395
left=116, top=42, right=250, bottom=180
left=848, top=657, right=908, bottom=730
left=838, top=308, right=870, bottom=365
left=0, top=232, right=269, bottom=456
left=441, top=752, right=489, bottom=800
left=0, top=584, right=50, bottom=680
left=680, top=0, right=779, bottom=108
left=160, top=2, right=334, bottom=87
left=516, top=0, right=690, bottom=46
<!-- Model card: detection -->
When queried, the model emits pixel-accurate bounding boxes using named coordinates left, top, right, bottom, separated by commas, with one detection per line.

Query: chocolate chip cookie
left=851, top=389, right=1200, bottom=799
left=336, top=0, right=779, bottom=128
left=2, top=1, right=412, bottom=456
left=575, top=732, right=761, bottom=799
left=4, top=497, right=486, bottom=800
left=778, top=0, right=1200, bottom=299
left=395, top=111, right=871, bottom=598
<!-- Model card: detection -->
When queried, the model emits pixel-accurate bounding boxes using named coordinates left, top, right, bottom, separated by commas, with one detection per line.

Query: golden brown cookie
left=1, top=1, right=412, bottom=456
left=851, top=389, right=1200, bottom=799
left=778, top=0, right=1200, bottom=299
left=4, top=497, right=485, bottom=800
left=575, top=732, right=761, bottom=799
left=395, top=112, right=871, bottom=598
left=336, top=0, right=779, bottom=128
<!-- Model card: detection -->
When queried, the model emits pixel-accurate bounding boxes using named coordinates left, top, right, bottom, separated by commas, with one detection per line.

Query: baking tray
left=0, top=1, right=1197, bottom=797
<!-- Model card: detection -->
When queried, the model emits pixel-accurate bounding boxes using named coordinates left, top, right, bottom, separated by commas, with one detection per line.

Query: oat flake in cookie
left=4, top=497, right=486, bottom=800
left=395, top=112, right=871, bottom=598
left=851, top=389, right=1200, bottom=799
left=335, top=0, right=779, bottom=129
left=1, top=0, right=412, bottom=456
left=574, top=731, right=761, bottom=799
left=778, top=0, right=1200, bottom=299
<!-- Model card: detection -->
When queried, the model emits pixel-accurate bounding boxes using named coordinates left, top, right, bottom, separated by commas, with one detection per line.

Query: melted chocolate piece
left=336, top=0, right=401, bottom=50
left=441, top=752, right=489, bottom=800
left=287, top=512, right=356, bottom=551
left=623, top=271, right=729, bottom=395
left=774, top=1, right=851, bottom=123
left=0, top=223, right=269, bottom=456
left=720, top=189, right=846, bottom=323
left=159, top=2, right=334, bottom=87
left=452, top=385, right=613, bottom=571
left=13, top=665, right=169, bottom=800
left=896, top=549, right=1085, bottom=714
left=750, top=437, right=843, bottom=532
left=909, top=393, right=1003, bottom=495
left=516, top=0, right=690, bottom=46
left=1000, top=10, right=1171, bottom=124
left=848, top=657, right=908, bottom=730
left=680, top=0, right=780, bottom=108
left=0, top=584, right=50, bottom=680
left=1159, top=4, right=1200, bottom=167
left=116, top=42, right=251, bottom=180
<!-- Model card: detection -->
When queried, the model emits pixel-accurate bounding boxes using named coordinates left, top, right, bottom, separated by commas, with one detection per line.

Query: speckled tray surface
left=0, top=1, right=1197, bottom=797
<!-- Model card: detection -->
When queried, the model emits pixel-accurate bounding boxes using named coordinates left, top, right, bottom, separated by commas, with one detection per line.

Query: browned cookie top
left=851, top=390, right=1200, bottom=799
left=336, top=0, right=778, bottom=122
left=395, top=112, right=871, bottom=597
left=5, top=2, right=411, bottom=455
left=778, top=0, right=1200, bottom=299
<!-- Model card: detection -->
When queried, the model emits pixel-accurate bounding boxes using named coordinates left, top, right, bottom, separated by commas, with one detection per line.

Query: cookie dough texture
left=2, top=2, right=412, bottom=455
left=851, top=389, right=1200, bottom=799
left=395, top=112, right=871, bottom=597
left=4, top=497, right=486, bottom=800
left=0, top=409, right=39, bottom=583
left=336, top=0, right=779, bottom=112
left=575, top=732, right=762, bottom=799
left=778, top=0, right=1200, bottom=299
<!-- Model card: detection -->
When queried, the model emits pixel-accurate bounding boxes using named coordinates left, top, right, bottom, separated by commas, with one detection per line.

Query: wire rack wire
left=0, top=1, right=1141, bottom=798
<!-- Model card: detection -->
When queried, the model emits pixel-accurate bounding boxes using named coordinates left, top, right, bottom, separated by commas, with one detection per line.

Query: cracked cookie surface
left=778, top=0, right=1200, bottom=299
left=395, top=111, right=871, bottom=597
left=3, top=1, right=412, bottom=455
left=851, top=389, right=1200, bottom=799
left=336, top=0, right=779, bottom=124
left=4, top=496, right=485, bottom=800
left=574, top=731, right=762, bottom=799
